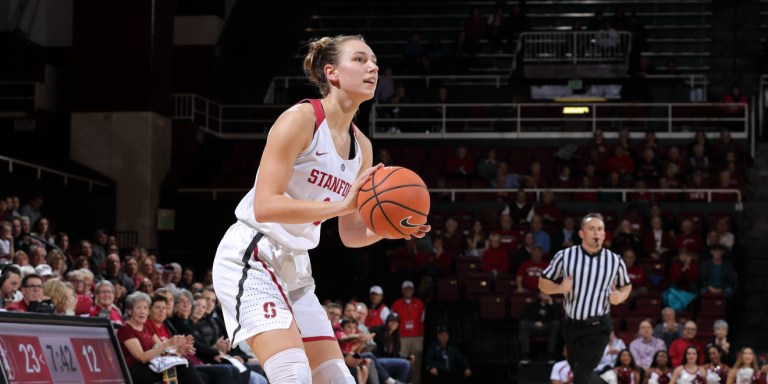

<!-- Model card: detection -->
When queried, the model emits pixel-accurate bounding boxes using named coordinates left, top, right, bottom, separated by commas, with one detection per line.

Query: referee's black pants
left=562, top=314, right=611, bottom=384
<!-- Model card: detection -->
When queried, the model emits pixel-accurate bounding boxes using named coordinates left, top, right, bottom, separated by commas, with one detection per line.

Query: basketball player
left=212, top=35, right=430, bottom=384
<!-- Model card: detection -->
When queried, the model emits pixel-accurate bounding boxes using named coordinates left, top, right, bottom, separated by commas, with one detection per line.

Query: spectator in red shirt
left=481, top=233, right=509, bottom=278
left=118, top=291, right=203, bottom=383
left=366, top=285, right=391, bottom=329
left=391, top=280, right=425, bottom=384
left=668, top=321, right=705, bottom=367
left=6, top=273, right=44, bottom=312
left=89, top=280, right=125, bottom=328
left=516, top=245, right=548, bottom=293
left=443, top=146, right=475, bottom=177
left=643, top=217, right=675, bottom=259
left=669, top=250, right=700, bottom=293
left=675, top=219, right=703, bottom=255
left=622, top=249, right=647, bottom=299
left=496, top=213, right=522, bottom=254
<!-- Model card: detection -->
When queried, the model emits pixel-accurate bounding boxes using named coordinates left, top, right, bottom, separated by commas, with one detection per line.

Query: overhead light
left=563, top=106, right=590, bottom=114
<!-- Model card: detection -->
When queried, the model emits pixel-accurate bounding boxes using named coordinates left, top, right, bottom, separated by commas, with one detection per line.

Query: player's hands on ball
left=343, top=163, right=384, bottom=215
left=609, top=285, right=622, bottom=305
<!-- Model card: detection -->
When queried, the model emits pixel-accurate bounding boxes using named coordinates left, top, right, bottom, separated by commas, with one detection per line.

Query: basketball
left=357, top=166, right=430, bottom=239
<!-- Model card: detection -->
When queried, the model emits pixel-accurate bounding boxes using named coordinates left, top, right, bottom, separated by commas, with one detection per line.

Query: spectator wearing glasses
left=6, top=273, right=44, bottom=312
left=326, top=302, right=343, bottom=331
left=668, top=321, right=704, bottom=367
left=89, top=280, right=125, bottom=327
left=67, top=269, right=93, bottom=315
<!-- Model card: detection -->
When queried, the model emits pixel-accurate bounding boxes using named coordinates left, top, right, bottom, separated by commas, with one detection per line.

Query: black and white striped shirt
left=541, top=245, right=631, bottom=320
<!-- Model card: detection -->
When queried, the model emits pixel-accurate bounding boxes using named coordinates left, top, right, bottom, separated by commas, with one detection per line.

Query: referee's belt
left=566, top=314, right=607, bottom=326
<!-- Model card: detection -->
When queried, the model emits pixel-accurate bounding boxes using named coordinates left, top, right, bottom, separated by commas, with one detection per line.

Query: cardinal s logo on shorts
left=263, top=302, right=277, bottom=319
left=400, top=216, right=421, bottom=228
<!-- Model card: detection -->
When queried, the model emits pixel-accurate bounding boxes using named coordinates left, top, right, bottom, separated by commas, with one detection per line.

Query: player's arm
left=253, top=105, right=378, bottom=224
left=338, top=128, right=384, bottom=248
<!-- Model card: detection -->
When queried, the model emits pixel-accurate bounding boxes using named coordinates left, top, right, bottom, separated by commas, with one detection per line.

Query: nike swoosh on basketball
left=316, top=151, right=329, bottom=156
left=400, top=216, right=422, bottom=228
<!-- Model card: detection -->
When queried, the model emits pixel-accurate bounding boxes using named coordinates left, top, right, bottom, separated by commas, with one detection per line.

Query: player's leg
left=247, top=322, right=311, bottom=383
left=214, top=224, right=311, bottom=383
left=292, top=286, right=355, bottom=383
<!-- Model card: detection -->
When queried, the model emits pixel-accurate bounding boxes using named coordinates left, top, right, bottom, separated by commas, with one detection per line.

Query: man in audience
left=0, top=265, right=21, bottom=308
left=504, top=190, right=533, bottom=225
left=518, top=291, right=560, bottom=365
left=516, top=245, right=548, bottom=293
left=629, top=320, right=667, bottom=370
left=366, top=285, right=391, bottom=329
left=424, top=326, right=471, bottom=384
left=101, top=253, right=136, bottom=293
left=27, top=244, right=46, bottom=267
left=34, top=264, right=54, bottom=282
left=529, top=215, right=551, bottom=254
left=668, top=320, right=704, bottom=367
left=654, top=307, right=683, bottom=348
left=391, top=280, right=425, bottom=384
left=700, top=245, right=736, bottom=299
left=6, top=273, right=45, bottom=312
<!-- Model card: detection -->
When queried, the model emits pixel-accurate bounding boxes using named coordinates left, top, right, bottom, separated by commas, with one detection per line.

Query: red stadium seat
left=479, top=294, right=507, bottom=320
left=436, top=276, right=460, bottom=302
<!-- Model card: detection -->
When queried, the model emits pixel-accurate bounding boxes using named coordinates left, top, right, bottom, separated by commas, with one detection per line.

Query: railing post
left=622, top=191, right=626, bottom=202
left=668, top=104, right=673, bottom=133
left=442, top=104, right=447, bottom=135
left=516, top=104, right=521, bottom=134
left=573, top=33, right=578, bottom=64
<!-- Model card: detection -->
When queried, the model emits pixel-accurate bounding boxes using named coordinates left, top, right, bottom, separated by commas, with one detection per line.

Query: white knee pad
left=263, top=348, right=312, bottom=384
left=311, top=359, right=356, bottom=384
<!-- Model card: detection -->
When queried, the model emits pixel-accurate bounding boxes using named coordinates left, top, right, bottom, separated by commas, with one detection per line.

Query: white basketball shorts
left=212, top=221, right=335, bottom=346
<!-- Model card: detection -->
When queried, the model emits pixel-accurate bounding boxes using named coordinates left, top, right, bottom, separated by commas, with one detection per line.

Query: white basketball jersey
left=234, top=99, right=363, bottom=250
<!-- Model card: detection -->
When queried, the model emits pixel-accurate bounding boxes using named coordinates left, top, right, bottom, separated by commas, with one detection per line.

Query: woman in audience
left=46, top=249, right=67, bottom=278
left=13, top=250, right=29, bottom=266
left=465, top=220, right=487, bottom=257
left=54, top=232, right=73, bottom=262
left=43, top=278, right=76, bottom=316
left=170, top=289, right=230, bottom=366
left=705, top=344, right=730, bottom=384
left=725, top=347, right=761, bottom=384
left=31, top=217, right=55, bottom=244
left=670, top=346, right=706, bottom=384
left=138, top=255, right=160, bottom=289
left=644, top=350, right=672, bottom=384
left=89, top=280, right=124, bottom=327
left=613, top=349, right=641, bottom=384
left=117, top=291, right=203, bottom=383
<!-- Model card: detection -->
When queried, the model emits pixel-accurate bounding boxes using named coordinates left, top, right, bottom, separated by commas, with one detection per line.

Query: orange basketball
left=357, top=166, right=430, bottom=239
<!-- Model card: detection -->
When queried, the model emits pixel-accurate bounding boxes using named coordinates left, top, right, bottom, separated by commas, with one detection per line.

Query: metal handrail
left=178, top=187, right=741, bottom=203
left=0, top=155, right=110, bottom=190
left=263, top=75, right=511, bottom=104
left=173, top=94, right=750, bottom=142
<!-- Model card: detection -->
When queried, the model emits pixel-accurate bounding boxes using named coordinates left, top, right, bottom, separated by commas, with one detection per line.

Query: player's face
left=579, top=217, right=605, bottom=249
left=741, top=348, right=754, bottom=364
left=333, top=39, right=378, bottom=101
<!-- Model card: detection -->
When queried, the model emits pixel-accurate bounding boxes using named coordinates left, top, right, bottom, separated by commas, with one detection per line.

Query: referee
left=538, top=213, right=632, bottom=384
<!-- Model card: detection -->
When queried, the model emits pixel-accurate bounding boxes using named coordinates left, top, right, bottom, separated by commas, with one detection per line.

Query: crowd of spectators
left=0, top=194, right=267, bottom=384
